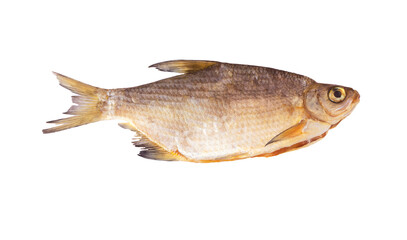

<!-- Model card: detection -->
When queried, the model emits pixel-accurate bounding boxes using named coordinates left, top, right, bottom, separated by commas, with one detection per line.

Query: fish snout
left=352, top=90, right=360, bottom=104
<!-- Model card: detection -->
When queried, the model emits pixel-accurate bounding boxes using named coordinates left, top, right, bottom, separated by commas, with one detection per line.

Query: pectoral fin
left=118, top=122, right=138, bottom=131
left=149, top=60, right=219, bottom=73
left=265, top=120, right=308, bottom=146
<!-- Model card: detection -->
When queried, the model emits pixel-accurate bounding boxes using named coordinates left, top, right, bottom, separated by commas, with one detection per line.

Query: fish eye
left=328, top=87, right=346, bottom=103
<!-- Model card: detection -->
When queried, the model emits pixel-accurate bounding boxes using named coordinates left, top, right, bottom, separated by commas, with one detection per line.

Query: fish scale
left=121, top=67, right=303, bottom=159
left=43, top=60, right=359, bottom=162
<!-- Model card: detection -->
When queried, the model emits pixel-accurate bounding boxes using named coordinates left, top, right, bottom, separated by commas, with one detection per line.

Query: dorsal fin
left=149, top=60, right=219, bottom=73
left=118, top=122, right=185, bottom=161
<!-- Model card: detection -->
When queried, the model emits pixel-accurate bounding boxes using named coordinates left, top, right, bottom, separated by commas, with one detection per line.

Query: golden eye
left=328, top=87, right=346, bottom=103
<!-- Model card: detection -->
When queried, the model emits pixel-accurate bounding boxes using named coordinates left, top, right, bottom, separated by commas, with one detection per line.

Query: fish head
left=304, top=83, right=360, bottom=125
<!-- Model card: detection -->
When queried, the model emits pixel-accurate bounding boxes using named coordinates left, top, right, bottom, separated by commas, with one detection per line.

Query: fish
left=43, top=60, right=360, bottom=163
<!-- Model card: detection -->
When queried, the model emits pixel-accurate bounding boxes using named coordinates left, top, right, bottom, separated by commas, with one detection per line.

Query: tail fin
left=43, top=72, right=108, bottom=134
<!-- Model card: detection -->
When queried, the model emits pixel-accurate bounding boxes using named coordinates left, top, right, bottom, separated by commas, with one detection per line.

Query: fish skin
left=44, top=60, right=360, bottom=162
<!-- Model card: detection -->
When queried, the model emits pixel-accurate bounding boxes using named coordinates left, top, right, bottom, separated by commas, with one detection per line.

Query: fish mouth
left=330, top=89, right=359, bottom=115
left=346, top=90, right=360, bottom=114
left=352, top=90, right=360, bottom=104
left=340, top=90, right=360, bottom=119
left=326, top=89, right=360, bottom=118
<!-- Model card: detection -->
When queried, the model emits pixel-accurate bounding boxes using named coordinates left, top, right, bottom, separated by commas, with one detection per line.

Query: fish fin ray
left=133, top=131, right=185, bottom=161
left=120, top=122, right=185, bottom=161
left=265, top=119, right=308, bottom=146
left=118, top=122, right=139, bottom=131
left=43, top=72, right=107, bottom=134
left=149, top=60, right=219, bottom=73
left=260, top=132, right=328, bottom=157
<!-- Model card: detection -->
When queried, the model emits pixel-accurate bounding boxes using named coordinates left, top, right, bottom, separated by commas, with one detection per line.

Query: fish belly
left=115, top=93, right=307, bottom=161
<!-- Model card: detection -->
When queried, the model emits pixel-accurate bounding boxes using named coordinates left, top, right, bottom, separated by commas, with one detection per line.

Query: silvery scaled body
left=44, top=60, right=360, bottom=162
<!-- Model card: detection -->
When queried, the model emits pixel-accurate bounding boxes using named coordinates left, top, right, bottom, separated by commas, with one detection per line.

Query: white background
left=1, top=0, right=406, bottom=239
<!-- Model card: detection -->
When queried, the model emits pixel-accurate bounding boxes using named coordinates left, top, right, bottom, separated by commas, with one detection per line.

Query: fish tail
left=42, top=72, right=109, bottom=134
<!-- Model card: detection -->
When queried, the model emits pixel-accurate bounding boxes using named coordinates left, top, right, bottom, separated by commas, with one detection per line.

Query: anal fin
left=149, top=60, right=219, bottom=73
left=119, top=122, right=185, bottom=161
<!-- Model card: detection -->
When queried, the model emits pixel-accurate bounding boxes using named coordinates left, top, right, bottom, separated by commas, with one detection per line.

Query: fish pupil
left=334, top=90, right=342, bottom=98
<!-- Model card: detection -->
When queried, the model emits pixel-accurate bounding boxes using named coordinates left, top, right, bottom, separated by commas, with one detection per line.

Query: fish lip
left=352, top=90, right=360, bottom=104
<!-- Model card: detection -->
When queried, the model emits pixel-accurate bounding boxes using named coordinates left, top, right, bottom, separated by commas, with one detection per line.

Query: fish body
left=43, top=60, right=360, bottom=162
